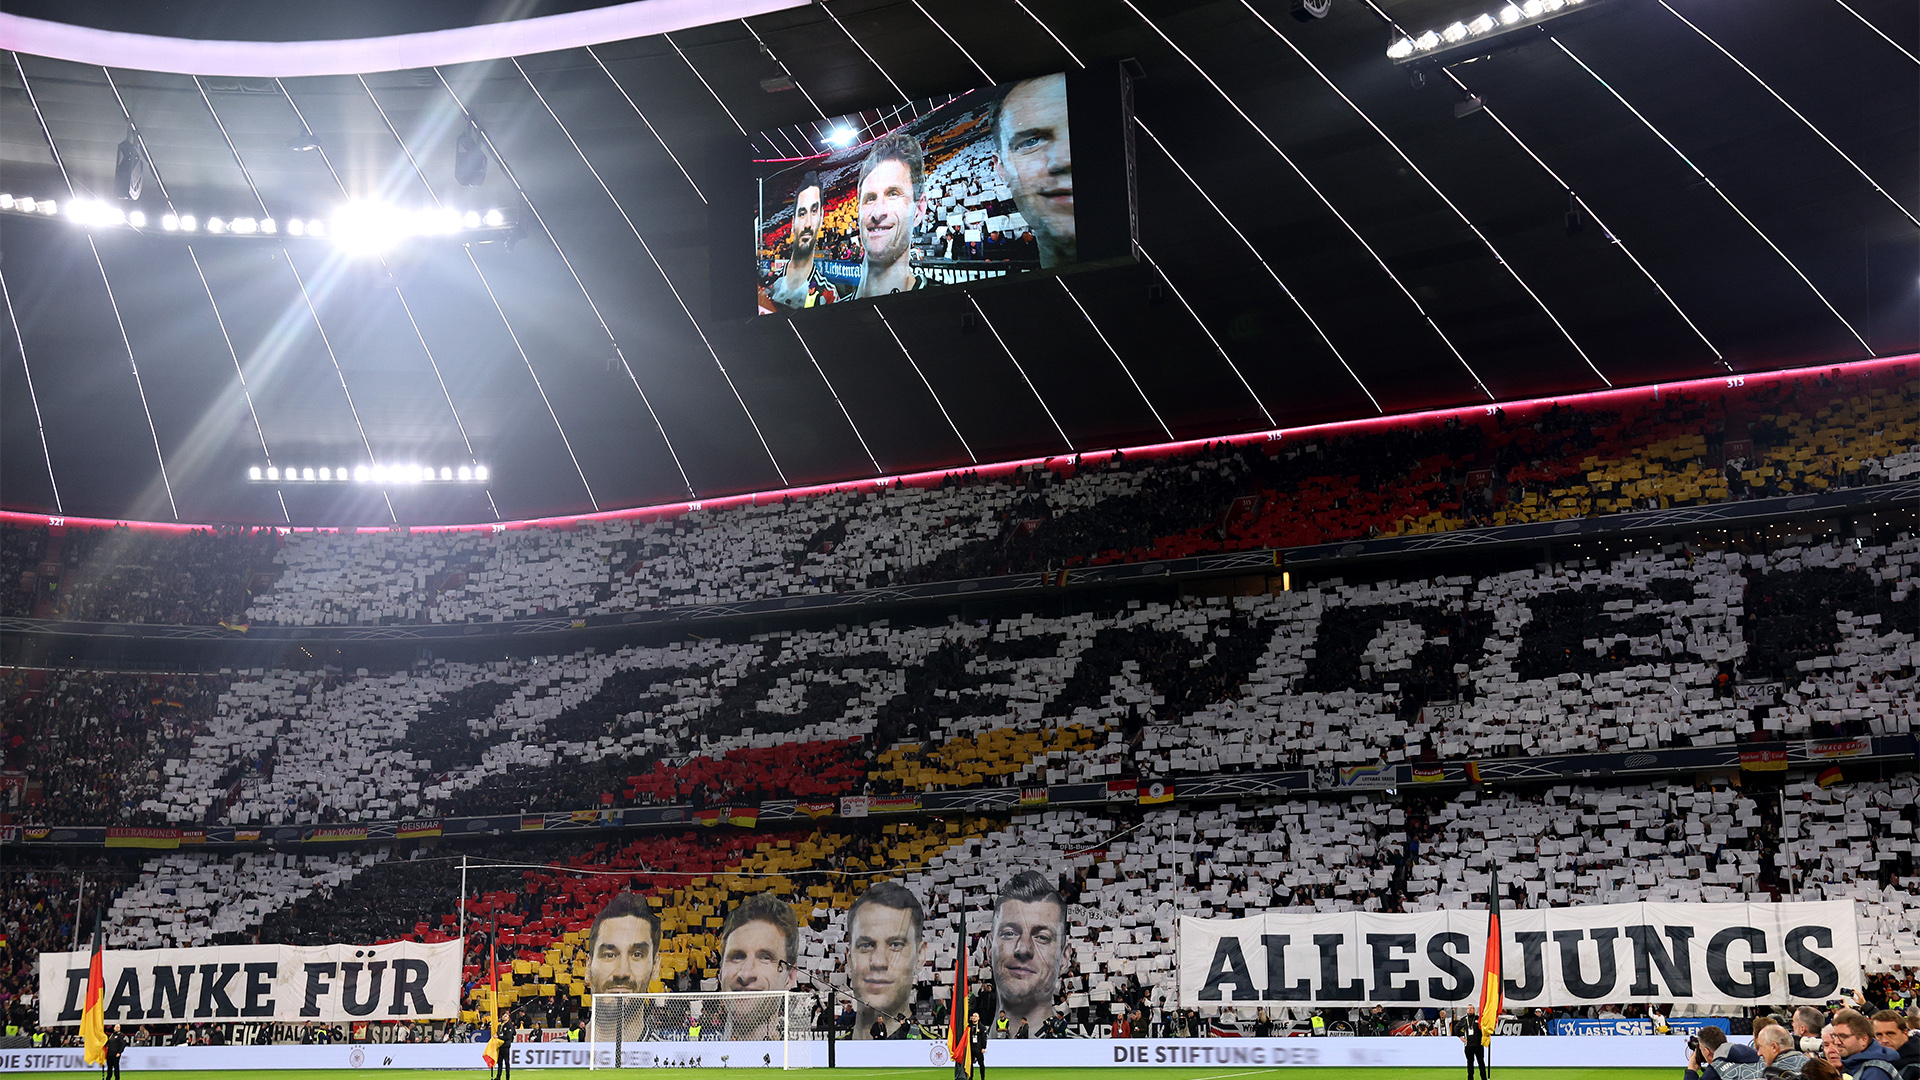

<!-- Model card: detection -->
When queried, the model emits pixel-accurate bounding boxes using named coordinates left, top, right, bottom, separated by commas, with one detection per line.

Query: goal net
left=587, top=991, right=816, bottom=1069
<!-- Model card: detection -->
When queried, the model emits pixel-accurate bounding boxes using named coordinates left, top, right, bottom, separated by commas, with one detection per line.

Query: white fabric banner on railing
left=38, top=940, right=462, bottom=1026
left=1178, top=900, right=1858, bottom=1008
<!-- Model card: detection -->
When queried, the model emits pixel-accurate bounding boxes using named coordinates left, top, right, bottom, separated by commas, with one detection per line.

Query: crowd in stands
left=1, top=524, right=276, bottom=625
left=1, top=672, right=227, bottom=826
left=22, top=531, right=1886, bottom=833
left=0, top=366, right=1911, bottom=629
left=0, top=525, right=45, bottom=618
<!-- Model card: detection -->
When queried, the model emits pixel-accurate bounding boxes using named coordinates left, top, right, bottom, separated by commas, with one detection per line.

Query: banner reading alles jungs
left=39, top=940, right=461, bottom=1026
left=1179, top=901, right=1858, bottom=1009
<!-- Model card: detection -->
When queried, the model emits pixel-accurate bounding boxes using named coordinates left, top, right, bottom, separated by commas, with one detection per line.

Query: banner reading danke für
left=39, top=940, right=462, bottom=1026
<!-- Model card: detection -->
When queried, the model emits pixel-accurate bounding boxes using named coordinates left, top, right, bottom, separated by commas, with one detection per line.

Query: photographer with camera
left=1685, top=1025, right=1764, bottom=1080
left=1793, top=1008, right=1829, bottom=1058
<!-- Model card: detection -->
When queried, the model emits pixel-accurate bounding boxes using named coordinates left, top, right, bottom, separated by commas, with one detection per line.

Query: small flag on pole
left=948, top=905, right=971, bottom=1080
left=482, top=938, right=503, bottom=1069
left=80, top=920, right=106, bottom=1066
left=1479, top=867, right=1502, bottom=1044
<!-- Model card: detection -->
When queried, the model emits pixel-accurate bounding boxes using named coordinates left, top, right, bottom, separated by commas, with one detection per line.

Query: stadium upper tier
left=1, top=362, right=1913, bottom=628
left=4, top=531, right=1912, bottom=829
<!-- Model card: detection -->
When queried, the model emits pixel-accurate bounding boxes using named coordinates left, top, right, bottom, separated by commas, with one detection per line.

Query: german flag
left=693, top=808, right=724, bottom=827
left=1465, top=761, right=1484, bottom=785
left=947, top=905, right=971, bottom=1080
left=81, top=920, right=106, bottom=1066
left=1138, top=781, right=1175, bottom=806
left=1816, top=765, right=1844, bottom=789
left=1478, top=867, right=1502, bottom=1044
left=482, top=943, right=503, bottom=1070
left=727, top=807, right=760, bottom=828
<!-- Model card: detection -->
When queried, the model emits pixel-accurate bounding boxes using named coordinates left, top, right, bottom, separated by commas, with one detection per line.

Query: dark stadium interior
left=1, top=0, right=1914, bottom=525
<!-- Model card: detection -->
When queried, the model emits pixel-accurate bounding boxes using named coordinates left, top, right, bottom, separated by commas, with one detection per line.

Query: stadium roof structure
left=0, top=0, right=1914, bottom=526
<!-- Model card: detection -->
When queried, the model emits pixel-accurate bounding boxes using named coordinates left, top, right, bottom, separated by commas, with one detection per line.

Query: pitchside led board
left=1178, top=900, right=1863, bottom=1010
left=745, top=65, right=1137, bottom=316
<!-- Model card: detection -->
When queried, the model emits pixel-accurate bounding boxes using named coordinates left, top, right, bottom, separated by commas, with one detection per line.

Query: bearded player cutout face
left=585, top=893, right=662, bottom=1041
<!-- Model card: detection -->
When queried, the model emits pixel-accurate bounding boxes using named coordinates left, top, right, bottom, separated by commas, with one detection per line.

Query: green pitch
left=0, top=1060, right=1674, bottom=1068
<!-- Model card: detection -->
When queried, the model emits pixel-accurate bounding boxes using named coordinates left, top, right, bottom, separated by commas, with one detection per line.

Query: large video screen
left=755, top=69, right=1127, bottom=314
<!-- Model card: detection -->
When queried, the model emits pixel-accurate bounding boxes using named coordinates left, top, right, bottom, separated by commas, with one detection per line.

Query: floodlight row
left=248, top=464, right=490, bottom=484
left=1388, top=0, right=1588, bottom=60
left=1, top=194, right=513, bottom=252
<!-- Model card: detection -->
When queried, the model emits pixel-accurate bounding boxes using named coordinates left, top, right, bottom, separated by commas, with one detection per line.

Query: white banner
left=1179, top=901, right=1858, bottom=1008
left=38, top=941, right=462, bottom=1026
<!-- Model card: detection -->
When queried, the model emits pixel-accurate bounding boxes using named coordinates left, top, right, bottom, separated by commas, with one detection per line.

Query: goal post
left=587, top=991, right=817, bottom=1069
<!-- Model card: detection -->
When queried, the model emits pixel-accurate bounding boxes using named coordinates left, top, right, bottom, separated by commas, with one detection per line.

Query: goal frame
left=586, top=990, right=813, bottom=1070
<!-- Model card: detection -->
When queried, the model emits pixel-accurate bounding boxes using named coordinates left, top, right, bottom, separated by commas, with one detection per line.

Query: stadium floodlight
left=161, top=213, right=178, bottom=230
left=1391, top=0, right=1600, bottom=65
left=179, top=214, right=197, bottom=231
left=287, top=218, right=305, bottom=236
left=208, top=217, right=227, bottom=234
left=331, top=200, right=404, bottom=255
left=353, top=465, right=369, bottom=482
left=127, top=210, right=146, bottom=228
left=260, top=218, right=276, bottom=234
left=17, top=198, right=35, bottom=213
left=457, top=465, right=472, bottom=481
left=302, top=467, right=316, bottom=481
left=248, top=466, right=262, bottom=480
left=463, top=210, right=481, bottom=228
left=475, top=465, right=489, bottom=481
left=483, top=209, right=504, bottom=227
left=439, top=466, right=452, bottom=480
left=0, top=195, right=11, bottom=209
left=823, top=126, right=857, bottom=148
left=306, top=219, right=324, bottom=237
left=233, top=217, right=258, bottom=234
left=317, top=467, right=331, bottom=481
left=266, top=466, right=280, bottom=480
left=39, top=200, right=55, bottom=215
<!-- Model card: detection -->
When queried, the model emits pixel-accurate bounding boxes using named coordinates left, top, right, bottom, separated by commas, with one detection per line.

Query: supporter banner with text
left=1179, top=901, right=1857, bottom=1008
left=38, top=940, right=461, bottom=1026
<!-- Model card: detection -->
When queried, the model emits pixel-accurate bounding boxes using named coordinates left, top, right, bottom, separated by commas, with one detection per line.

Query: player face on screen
left=791, top=184, right=823, bottom=261
left=845, top=884, right=925, bottom=1037
left=860, top=159, right=919, bottom=268
left=994, top=73, right=1074, bottom=269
